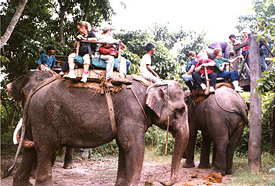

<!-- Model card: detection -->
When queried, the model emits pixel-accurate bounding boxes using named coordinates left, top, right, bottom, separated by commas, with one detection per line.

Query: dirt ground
left=1, top=149, right=231, bottom=186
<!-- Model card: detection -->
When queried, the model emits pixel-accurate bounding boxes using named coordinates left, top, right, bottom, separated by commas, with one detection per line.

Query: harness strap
left=104, top=87, right=117, bottom=136
left=130, top=87, right=149, bottom=125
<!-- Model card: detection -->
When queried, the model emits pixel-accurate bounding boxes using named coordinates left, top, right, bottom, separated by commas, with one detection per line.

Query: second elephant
left=184, top=85, right=248, bottom=175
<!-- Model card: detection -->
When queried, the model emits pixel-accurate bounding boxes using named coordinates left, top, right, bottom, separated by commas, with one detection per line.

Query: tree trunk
left=58, top=0, right=66, bottom=44
left=83, top=0, right=90, bottom=22
left=0, top=0, right=28, bottom=49
left=270, top=97, right=275, bottom=154
left=248, top=33, right=262, bottom=173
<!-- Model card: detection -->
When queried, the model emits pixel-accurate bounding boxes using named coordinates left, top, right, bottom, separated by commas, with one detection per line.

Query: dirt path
left=1, top=150, right=231, bottom=186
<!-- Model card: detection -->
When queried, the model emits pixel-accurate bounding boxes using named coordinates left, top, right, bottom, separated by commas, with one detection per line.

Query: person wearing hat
left=97, top=26, right=132, bottom=86
left=192, top=53, right=216, bottom=94
left=37, top=45, right=56, bottom=73
left=206, top=41, right=231, bottom=60
left=182, top=51, right=198, bottom=92
left=213, top=49, right=243, bottom=92
left=140, top=43, right=163, bottom=83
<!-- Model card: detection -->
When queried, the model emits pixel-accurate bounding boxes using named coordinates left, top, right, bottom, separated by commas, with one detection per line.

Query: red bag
left=98, top=43, right=118, bottom=57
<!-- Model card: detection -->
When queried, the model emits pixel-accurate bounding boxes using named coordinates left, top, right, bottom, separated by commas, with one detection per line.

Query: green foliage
left=176, top=30, right=207, bottom=64
left=145, top=126, right=175, bottom=155
left=236, top=92, right=275, bottom=154
left=117, top=25, right=206, bottom=81
left=256, top=63, right=275, bottom=96
left=91, top=140, right=118, bottom=157
left=228, top=152, right=275, bottom=186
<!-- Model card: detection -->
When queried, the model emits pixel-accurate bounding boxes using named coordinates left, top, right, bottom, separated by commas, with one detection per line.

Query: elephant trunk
left=162, top=119, right=189, bottom=185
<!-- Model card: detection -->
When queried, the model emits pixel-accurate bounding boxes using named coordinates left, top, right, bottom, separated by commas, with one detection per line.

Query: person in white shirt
left=140, top=43, right=162, bottom=83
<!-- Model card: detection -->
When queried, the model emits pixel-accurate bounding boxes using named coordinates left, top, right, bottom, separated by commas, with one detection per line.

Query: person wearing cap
left=182, top=51, right=198, bottom=92
left=192, top=54, right=216, bottom=94
left=98, top=26, right=132, bottom=86
left=241, top=28, right=250, bottom=78
left=140, top=43, right=163, bottom=83
left=37, top=45, right=56, bottom=73
left=64, top=21, right=97, bottom=83
left=206, top=41, right=231, bottom=60
left=213, top=49, right=243, bottom=92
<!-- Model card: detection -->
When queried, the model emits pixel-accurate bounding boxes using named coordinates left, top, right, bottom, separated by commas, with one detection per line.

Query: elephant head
left=146, top=81, right=189, bottom=185
left=6, top=70, right=53, bottom=105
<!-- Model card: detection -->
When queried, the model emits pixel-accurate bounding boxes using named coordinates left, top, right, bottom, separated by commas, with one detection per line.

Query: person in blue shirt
left=182, top=51, right=198, bottom=92
left=37, top=45, right=56, bottom=72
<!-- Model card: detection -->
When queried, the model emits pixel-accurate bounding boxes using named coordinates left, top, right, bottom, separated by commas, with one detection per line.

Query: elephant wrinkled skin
left=6, top=71, right=189, bottom=186
left=183, top=86, right=248, bottom=175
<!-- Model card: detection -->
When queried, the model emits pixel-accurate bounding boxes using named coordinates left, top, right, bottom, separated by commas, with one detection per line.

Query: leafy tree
left=0, top=0, right=115, bottom=146
left=237, top=0, right=275, bottom=154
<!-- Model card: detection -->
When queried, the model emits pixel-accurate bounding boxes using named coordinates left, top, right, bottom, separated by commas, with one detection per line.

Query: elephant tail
left=234, top=91, right=249, bottom=125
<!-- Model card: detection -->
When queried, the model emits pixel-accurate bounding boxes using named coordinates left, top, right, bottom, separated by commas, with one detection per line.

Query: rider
left=64, top=21, right=97, bottom=83
left=192, top=53, right=216, bottom=94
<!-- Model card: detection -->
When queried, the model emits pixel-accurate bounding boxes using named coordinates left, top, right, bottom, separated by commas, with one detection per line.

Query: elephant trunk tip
left=1, top=166, right=14, bottom=179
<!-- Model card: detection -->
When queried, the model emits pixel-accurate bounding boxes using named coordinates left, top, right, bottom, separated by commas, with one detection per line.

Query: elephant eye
left=175, top=107, right=184, bottom=115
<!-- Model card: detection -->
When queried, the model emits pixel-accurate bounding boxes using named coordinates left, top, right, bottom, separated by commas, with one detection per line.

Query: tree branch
left=0, top=0, right=28, bottom=49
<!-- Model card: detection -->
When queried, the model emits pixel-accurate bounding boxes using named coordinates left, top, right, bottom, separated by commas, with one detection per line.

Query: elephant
left=183, top=85, right=248, bottom=175
left=6, top=70, right=189, bottom=186
left=5, top=71, right=74, bottom=171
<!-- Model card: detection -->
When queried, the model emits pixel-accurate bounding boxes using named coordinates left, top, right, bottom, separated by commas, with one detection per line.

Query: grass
left=144, top=148, right=275, bottom=186
left=223, top=152, right=275, bottom=186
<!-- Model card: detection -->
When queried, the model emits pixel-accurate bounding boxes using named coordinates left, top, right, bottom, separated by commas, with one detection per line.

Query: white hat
left=242, top=28, right=251, bottom=34
left=102, top=26, right=114, bottom=32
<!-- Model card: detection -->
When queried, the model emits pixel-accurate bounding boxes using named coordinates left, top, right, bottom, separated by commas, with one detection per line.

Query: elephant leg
left=212, top=138, right=228, bottom=176
left=63, top=147, right=74, bottom=169
left=51, top=151, right=57, bottom=166
left=183, top=110, right=197, bottom=168
left=115, top=141, right=127, bottom=186
left=13, top=148, right=36, bottom=186
left=226, top=124, right=245, bottom=174
left=198, top=133, right=211, bottom=169
left=115, top=130, right=145, bottom=186
left=183, top=130, right=197, bottom=168
left=35, top=150, right=53, bottom=186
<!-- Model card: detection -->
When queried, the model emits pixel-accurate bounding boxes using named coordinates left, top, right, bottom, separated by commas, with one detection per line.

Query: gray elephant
left=183, top=85, right=248, bottom=175
left=6, top=71, right=189, bottom=186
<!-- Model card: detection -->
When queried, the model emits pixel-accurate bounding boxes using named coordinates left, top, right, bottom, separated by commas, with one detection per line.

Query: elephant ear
left=146, top=84, right=167, bottom=118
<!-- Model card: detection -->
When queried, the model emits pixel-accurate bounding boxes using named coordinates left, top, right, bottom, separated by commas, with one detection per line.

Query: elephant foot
left=226, top=168, right=233, bottom=175
left=198, top=163, right=211, bottom=169
left=13, top=180, right=33, bottom=186
left=160, top=179, right=176, bottom=186
left=211, top=167, right=225, bottom=176
left=63, top=163, right=73, bottom=169
left=183, top=162, right=195, bottom=168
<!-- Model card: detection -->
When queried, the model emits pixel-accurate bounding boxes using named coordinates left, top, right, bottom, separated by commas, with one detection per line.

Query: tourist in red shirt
left=192, top=54, right=217, bottom=94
